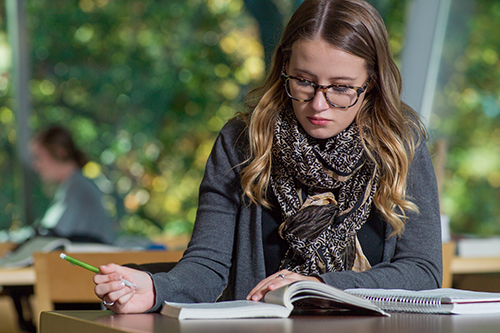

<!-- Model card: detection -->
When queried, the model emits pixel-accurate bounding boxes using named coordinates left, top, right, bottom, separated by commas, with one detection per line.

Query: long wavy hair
left=240, top=0, right=426, bottom=236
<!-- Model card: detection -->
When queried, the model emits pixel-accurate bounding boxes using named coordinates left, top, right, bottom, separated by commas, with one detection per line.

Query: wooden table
left=0, top=242, right=35, bottom=286
left=0, top=266, right=36, bottom=286
left=0, top=266, right=37, bottom=332
left=451, top=256, right=500, bottom=274
left=40, top=310, right=500, bottom=333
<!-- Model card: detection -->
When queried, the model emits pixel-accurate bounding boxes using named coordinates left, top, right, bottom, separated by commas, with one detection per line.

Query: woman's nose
left=310, top=88, right=330, bottom=111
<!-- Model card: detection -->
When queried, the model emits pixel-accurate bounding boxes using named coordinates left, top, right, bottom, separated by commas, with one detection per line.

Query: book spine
left=349, top=293, right=446, bottom=314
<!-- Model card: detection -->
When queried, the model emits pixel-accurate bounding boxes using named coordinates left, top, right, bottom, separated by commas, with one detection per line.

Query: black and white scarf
left=270, top=109, right=379, bottom=275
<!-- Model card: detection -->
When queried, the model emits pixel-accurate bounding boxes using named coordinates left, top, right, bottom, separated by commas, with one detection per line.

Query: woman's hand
left=246, top=269, right=323, bottom=301
left=93, top=263, right=155, bottom=314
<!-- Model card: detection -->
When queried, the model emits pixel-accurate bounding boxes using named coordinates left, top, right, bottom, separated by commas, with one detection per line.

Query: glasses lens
left=286, top=78, right=357, bottom=108
left=325, top=86, right=358, bottom=108
left=286, top=78, right=315, bottom=101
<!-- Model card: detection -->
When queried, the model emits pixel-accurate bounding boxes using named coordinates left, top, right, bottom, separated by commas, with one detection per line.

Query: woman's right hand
left=93, top=263, right=155, bottom=314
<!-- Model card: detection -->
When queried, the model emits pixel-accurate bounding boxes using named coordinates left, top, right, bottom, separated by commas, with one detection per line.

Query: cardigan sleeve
left=319, top=140, right=443, bottom=290
left=148, top=119, right=247, bottom=310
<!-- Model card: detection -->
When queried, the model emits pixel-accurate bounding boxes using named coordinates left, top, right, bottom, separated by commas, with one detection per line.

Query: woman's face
left=31, top=142, right=63, bottom=182
left=287, top=37, right=369, bottom=140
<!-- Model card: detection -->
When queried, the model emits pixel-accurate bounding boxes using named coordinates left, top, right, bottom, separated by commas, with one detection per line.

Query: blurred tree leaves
left=15, top=0, right=267, bottom=236
left=0, top=0, right=19, bottom=231
left=430, top=0, right=500, bottom=236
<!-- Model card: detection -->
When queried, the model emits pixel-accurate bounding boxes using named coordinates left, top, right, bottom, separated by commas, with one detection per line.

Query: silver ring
left=103, top=300, right=115, bottom=306
left=277, top=273, right=286, bottom=280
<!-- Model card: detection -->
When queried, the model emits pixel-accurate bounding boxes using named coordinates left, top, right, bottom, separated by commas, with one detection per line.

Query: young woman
left=94, top=0, right=442, bottom=313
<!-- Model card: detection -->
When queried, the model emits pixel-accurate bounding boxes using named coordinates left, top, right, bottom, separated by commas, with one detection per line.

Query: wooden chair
left=33, top=250, right=183, bottom=320
left=442, top=241, right=456, bottom=288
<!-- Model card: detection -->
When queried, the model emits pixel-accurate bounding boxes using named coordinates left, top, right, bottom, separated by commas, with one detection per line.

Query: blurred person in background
left=30, top=125, right=115, bottom=244
left=2, top=125, right=115, bottom=333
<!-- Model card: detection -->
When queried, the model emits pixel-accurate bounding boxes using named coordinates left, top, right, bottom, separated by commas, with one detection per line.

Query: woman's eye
left=297, top=79, right=313, bottom=87
left=330, top=86, right=351, bottom=94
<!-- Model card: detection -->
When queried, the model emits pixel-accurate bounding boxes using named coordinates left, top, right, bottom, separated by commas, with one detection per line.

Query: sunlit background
left=0, top=0, right=499, bottom=242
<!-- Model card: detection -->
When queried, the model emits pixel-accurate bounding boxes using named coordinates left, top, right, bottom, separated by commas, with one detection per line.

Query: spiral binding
left=348, top=292, right=447, bottom=314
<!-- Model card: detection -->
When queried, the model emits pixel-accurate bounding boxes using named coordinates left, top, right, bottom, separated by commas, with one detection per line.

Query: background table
left=451, top=256, right=500, bottom=274
left=0, top=267, right=36, bottom=286
left=0, top=266, right=37, bottom=332
left=40, top=310, right=500, bottom=333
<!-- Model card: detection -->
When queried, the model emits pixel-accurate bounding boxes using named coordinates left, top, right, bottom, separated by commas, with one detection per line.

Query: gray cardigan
left=150, top=117, right=442, bottom=311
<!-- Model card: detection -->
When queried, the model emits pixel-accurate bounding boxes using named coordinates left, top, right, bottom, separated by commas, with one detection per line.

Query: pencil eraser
left=60, top=253, right=66, bottom=259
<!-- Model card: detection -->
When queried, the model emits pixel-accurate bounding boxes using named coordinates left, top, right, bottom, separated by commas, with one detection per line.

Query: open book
left=161, top=280, right=388, bottom=319
left=161, top=281, right=500, bottom=319
left=0, top=237, right=70, bottom=268
left=0, top=236, right=122, bottom=268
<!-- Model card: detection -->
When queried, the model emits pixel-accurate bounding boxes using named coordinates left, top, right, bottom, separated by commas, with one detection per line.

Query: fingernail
left=252, top=295, right=259, bottom=301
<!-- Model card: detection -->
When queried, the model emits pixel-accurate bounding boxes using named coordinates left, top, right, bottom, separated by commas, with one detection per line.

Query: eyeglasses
left=280, top=71, right=371, bottom=109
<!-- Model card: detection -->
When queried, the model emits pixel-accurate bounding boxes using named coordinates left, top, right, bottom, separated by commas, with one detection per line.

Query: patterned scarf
left=270, top=109, right=379, bottom=275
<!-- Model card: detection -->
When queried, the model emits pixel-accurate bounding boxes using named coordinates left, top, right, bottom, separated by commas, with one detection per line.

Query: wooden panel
left=441, top=241, right=456, bottom=288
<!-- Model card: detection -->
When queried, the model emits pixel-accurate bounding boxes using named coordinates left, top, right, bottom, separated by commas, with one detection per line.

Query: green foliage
left=376, top=0, right=409, bottom=61
left=0, top=1, right=18, bottom=229
left=430, top=0, right=500, bottom=236
left=1, top=0, right=266, bottom=236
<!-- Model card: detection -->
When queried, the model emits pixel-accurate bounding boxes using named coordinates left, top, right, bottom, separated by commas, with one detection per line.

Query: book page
left=265, top=281, right=388, bottom=316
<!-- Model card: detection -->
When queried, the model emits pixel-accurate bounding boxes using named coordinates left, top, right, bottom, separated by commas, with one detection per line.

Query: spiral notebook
left=345, top=288, right=500, bottom=314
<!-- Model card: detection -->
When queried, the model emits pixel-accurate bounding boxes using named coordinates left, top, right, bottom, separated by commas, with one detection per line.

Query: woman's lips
left=308, top=116, right=330, bottom=126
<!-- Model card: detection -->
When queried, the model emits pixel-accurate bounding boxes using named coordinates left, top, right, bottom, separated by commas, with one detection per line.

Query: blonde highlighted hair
left=240, top=0, right=426, bottom=236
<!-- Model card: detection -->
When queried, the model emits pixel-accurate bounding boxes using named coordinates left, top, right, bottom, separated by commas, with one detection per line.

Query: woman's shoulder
left=65, top=171, right=102, bottom=200
left=220, top=115, right=248, bottom=136
left=218, top=115, right=249, bottom=151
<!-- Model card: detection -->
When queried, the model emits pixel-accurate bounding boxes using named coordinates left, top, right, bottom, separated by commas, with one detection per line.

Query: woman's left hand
left=246, top=269, right=323, bottom=301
